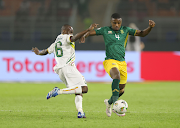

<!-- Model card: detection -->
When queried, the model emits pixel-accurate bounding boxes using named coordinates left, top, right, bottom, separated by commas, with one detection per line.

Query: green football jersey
left=95, top=26, right=137, bottom=61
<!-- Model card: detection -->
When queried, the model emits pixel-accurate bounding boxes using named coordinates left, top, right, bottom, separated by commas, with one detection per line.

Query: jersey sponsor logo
left=108, top=31, right=112, bottom=34
left=112, top=63, right=116, bottom=65
left=121, top=30, right=124, bottom=34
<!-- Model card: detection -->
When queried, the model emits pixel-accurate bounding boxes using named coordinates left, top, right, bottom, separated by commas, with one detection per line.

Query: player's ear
left=62, top=30, right=66, bottom=34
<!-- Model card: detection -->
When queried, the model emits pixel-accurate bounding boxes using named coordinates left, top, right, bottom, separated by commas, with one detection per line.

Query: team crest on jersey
left=108, top=31, right=112, bottom=34
left=121, top=30, right=124, bottom=34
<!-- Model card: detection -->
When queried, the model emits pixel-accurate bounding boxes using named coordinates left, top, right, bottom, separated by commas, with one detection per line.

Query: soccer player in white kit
left=32, top=23, right=98, bottom=118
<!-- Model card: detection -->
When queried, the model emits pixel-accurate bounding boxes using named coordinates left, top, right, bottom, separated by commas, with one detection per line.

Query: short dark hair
left=111, top=13, right=121, bottom=19
left=61, top=24, right=70, bottom=30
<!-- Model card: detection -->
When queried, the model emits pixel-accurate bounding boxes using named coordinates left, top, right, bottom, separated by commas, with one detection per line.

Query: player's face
left=111, top=18, right=122, bottom=31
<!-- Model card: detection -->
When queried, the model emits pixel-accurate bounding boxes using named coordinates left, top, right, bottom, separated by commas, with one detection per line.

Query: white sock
left=58, top=86, right=82, bottom=95
left=75, top=95, right=83, bottom=113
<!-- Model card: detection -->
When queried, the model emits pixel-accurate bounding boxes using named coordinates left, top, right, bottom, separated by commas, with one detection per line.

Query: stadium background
left=1, top=1, right=180, bottom=128
left=0, top=0, right=179, bottom=82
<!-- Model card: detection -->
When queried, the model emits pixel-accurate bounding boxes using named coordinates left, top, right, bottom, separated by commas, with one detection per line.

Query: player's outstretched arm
left=79, top=30, right=97, bottom=43
left=70, top=23, right=98, bottom=42
left=32, top=47, right=48, bottom=55
left=135, top=20, right=155, bottom=37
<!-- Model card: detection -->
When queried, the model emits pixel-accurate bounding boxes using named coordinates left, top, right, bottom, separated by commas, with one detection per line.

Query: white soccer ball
left=112, top=99, right=128, bottom=114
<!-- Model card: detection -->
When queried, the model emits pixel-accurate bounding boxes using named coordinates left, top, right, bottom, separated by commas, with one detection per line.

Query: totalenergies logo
left=76, top=61, right=106, bottom=77
left=2, top=57, right=135, bottom=76
left=2, top=57, right=56, bottom=73
left=2, top=57, right=107, bottom=77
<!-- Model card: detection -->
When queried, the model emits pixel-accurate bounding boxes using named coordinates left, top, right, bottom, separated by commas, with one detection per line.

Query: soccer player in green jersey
left=80, top=13, right=155, bottom=117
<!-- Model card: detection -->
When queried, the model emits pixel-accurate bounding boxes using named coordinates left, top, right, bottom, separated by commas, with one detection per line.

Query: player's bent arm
left=32, top=47, right=48, bottom=55
left=135, top=27, right=152, bottom=37
left=84, top=30, right=97, bottom=38
left=79, top=30, right=97, bottom=43
left=71, top=23, right=98, bottom=42
left=70, top=29, right=91, bottom=42
left=135, top=20, right=155, bottom=37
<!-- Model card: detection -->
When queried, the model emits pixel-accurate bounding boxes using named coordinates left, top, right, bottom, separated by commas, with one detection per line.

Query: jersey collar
left=109, top=26, right=122, bottom=33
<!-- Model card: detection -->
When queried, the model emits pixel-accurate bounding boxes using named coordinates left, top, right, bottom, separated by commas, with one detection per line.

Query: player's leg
left=61, top=65, right=88, bottom=118
left=47, top=65, right=88, bottom=118
left=57, top=66, right=88, bottom=95
left=104, top=67, right=120, bottom=117
left=57, top=86, right=87, bottom=118
left=46, top=68, right=67, bottom=99
left=112, top=85, right=126, bottom=117
left=75, top=94, right=86, bottom=118
left=109, top=67, right=120, bottom=104
left=65, top=66, right=88, bottom=118
left=113, top=61, right=127, bottom=116
left=47, top=86, right=87, bottom=99
left=47, top=65, right=88, bottom=99
left=119, top=84, right=125, bottom=97
left=103, top=59, right=120, bottom=117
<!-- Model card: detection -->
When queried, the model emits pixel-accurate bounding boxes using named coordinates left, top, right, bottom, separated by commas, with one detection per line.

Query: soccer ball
left=112, top=99, right=128, bottom=114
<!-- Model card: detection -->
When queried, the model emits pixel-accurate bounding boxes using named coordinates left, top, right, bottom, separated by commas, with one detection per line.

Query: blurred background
left=0, top=0, right=179, bottom=51
left=0, top=0, right=180, bottom=82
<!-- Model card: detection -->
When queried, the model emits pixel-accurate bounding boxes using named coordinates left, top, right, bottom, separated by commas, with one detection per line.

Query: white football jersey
left=48, top=34, right=75, bottom=73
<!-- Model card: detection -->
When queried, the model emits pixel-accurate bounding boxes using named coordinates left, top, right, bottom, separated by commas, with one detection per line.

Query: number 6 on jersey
left=55, top=41, right=63, bottom=57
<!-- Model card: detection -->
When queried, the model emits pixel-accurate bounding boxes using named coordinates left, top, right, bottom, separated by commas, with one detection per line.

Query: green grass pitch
left=0, top=82, right=180, bottom=128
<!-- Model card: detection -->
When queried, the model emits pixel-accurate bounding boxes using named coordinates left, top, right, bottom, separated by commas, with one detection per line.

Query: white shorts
left=57, top=65, right=87, bottom=88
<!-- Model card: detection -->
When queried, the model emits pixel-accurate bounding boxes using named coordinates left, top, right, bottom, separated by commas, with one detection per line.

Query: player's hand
left=88, top=23, right=99, bottom=31
left=149, top=20, right=155, bottom=28
left=32, top=47, right=39, bottom=55
left=79, top=36, right=85, bottom=43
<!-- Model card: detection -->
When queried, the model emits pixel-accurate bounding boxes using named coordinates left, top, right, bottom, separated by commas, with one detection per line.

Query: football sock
left=58, top=86, right=82, bottom=94
left=108, top=79, right=120, bottom=104
left=108, top=96, right=113, bottom=105
left=75, top=95, right=83, bottom=113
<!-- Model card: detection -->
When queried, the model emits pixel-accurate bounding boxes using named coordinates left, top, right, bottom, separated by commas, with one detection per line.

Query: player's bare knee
left=110, top=67, right=120, bottom=79
left=75, top=94, right=83, bottom=96
left=113, top=74, right=120, bottom=80
left=82, top=86, right=88, bottom=93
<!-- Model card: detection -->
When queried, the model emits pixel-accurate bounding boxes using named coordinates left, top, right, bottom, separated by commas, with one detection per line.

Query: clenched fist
left=149, top=20, right=155, bottom=28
